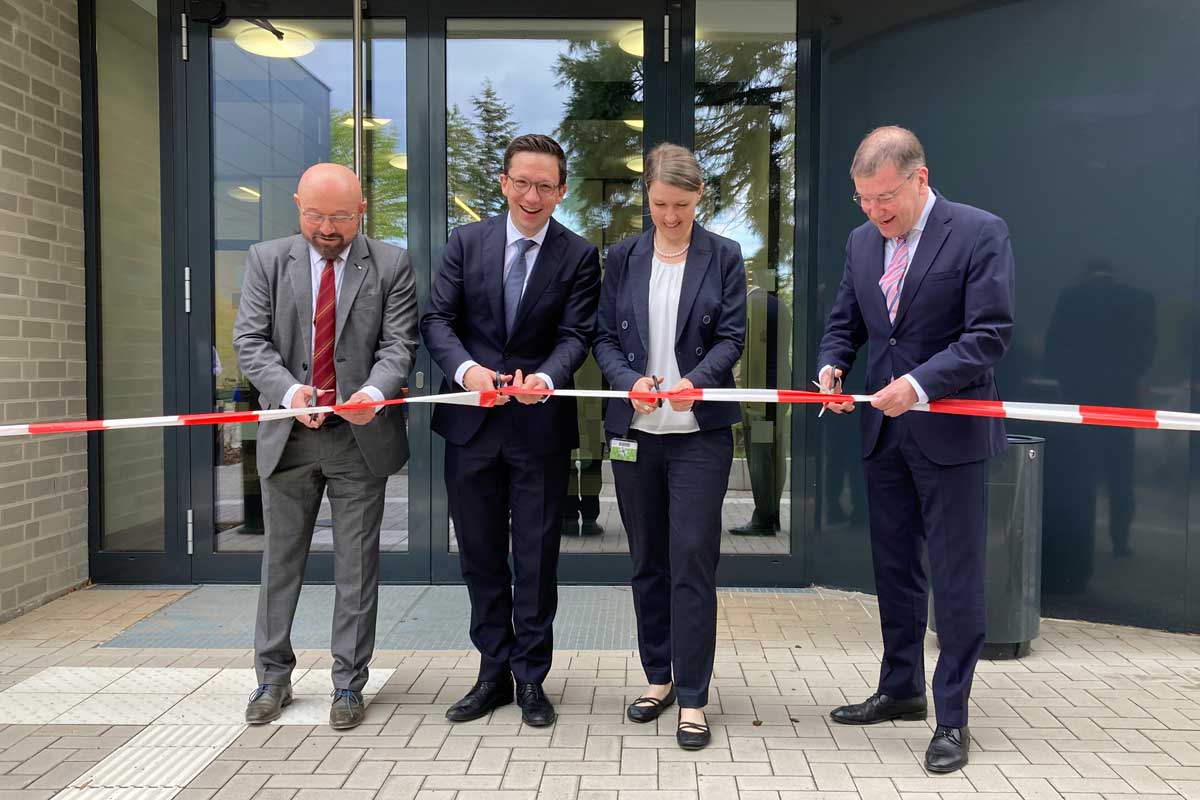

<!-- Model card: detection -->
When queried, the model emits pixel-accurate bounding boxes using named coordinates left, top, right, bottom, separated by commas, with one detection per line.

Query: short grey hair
left=643, top=142, right=703, bottom=193
left=849, top=126, right=926, bottom=179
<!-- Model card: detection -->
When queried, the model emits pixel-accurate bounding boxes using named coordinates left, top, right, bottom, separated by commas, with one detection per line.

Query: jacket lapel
left=629, top=231, right=653, bottom=354
left=483, top=215, right=507, bottom=340
left=510, top=219, right=567, bottom=340
left=286, top=236, right=313, bottom=361
left=891, top=196, right=951, bottom=332
left=675, top=227, right=714, bottom=344
left=335, top=234, right=370, bottom=345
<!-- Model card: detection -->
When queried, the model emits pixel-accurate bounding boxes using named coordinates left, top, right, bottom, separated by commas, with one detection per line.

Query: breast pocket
left=927, top=268, right=962, bottom=282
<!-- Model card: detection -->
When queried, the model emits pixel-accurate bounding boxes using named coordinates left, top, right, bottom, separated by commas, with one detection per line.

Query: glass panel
left=695, top=0, right=796, bottom=554
left=444, top=19, right=645, bottom=554
left=96, top=0, right=165, bottom=551
left=211, top=19, right=410, bottom=553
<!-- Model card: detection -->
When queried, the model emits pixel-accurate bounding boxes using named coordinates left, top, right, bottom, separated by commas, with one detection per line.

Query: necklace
left=653, top=234, right=690, bottom=260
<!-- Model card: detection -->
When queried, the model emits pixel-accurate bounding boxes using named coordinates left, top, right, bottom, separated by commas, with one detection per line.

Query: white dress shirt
left=454, top=214, right=555, bottom=393
left=821, top=189, right=938, bottom=404
left=631, top=256, right=700, bottom=434
left=280, top=243, right=384, bottom=410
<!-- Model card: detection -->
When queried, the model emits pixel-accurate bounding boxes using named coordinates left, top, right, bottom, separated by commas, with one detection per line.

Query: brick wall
left=0, top=0, right=88, bottom=621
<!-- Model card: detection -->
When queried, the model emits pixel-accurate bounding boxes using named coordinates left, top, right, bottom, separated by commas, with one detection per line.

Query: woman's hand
left=631, top=376, right=659, bottom=415
left=668, top=378, right=696, bottom=412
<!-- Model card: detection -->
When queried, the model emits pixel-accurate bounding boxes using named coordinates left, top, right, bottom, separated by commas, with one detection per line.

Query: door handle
left=415, top=371, right=424, bottom=390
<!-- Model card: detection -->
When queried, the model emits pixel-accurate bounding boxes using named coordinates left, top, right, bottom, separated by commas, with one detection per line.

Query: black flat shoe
left=830, top=692, right=927, bottom=725
left=925, top=725, right=970, bottom=773
left=676, top=714, right=711, bottom=750
left=517, top=682, right=557, bottom=727
left=627, top=687, right=676, bottom=723
left=445, top=679, right=514, bottom=722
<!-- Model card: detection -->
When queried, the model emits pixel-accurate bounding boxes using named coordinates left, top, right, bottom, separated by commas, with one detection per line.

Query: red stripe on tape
left=27, top=420, right=108, bottom=434
left=926, top=399, right=1007, bottom=418
left=183, top=411, right=259, bottom=426
left=1079, top=405, right=1160, bottom=429
left=777, top=389, right=853, bottom=404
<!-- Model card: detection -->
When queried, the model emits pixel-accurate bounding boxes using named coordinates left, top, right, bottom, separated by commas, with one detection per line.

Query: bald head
left=294, top=163, right=365, bottom=258
left=849, top=126, right=925, bottom=179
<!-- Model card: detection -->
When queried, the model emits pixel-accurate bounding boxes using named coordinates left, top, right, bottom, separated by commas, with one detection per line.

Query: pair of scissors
left=650, top=375, right=664, bottom=408
left=813, top=370, right=843, bottom=418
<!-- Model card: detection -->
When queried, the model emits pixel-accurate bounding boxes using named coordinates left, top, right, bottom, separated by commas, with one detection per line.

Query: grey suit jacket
left=233, top=233, right=419, bottom=478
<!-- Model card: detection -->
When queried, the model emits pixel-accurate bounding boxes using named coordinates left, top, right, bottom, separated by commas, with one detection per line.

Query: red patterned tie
left=312, top=257, right=336, bottom=399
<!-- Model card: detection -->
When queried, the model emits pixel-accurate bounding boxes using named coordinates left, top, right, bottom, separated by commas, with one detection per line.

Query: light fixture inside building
left=630, top=213, right=643, bottom=229
left=388, top=153, right=408, bottom=170
left=623, top=117, right=644, bottom=131
left=453, top=195, right=481, bottom=222
left=228, top=185, right=261, bottom=202
left=234, top=26, right=315, bottom=58
left=624, top=155, right=644, bottom=173
left=341, top=116, right=393, bottom=130
left=618, top=26, right=643, bottom=58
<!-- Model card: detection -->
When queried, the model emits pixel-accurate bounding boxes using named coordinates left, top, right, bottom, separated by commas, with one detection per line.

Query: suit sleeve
left=534, top=243, right=600, bottom=387
left=684, top=245, right=747, bottom=388
left=593, top=243, right=643, bottom=392
left=909, top=217, right=1015, bottom=399
left=232, top=244, right=300, bottom=409
left=419, top=228, right=476, bottom=384
left=816, top=237, right=869, bottom=378
left=364, top=247, right=420, bottom=398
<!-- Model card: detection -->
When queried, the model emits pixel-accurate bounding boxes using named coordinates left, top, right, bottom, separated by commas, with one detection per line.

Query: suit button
left=621, top=320, right=629, bottom=330
left=702, top=314, right=711, bottom=324
left=302, top=363, right=308, bottom=370
left=695, top=347, right=704, bottom=356
left=628, top=352, right=636, bottom=362
left=888, top=337, right=897, bottom=346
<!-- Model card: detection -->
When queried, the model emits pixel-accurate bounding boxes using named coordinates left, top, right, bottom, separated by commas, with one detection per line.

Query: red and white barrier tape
left=1, top=386, right=1196, bottom=437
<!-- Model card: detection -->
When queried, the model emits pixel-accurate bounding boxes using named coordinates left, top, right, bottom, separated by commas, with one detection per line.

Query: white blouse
left=631, top=256, right=700, bottom=435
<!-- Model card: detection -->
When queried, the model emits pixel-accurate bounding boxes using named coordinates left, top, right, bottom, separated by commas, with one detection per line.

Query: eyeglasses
left=852, top=170, right=916, bottom=208
left=301, top=211, right=359, bottom=225
left=505, top=175, right=561, bottom=198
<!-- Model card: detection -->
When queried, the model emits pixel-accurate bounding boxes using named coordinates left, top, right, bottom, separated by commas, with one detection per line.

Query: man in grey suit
left=233, top=163, right=419, bottom=729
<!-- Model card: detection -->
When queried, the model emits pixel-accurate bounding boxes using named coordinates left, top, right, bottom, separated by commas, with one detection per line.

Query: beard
left=308, top=233, right=346, bottom=258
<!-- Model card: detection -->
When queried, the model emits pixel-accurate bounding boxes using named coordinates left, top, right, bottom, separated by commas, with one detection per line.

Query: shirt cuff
left=454, top=360, right=479, bottom=389
left=902, top=373, right=929, bottom=405
left=534, top=372, right=554, bottom=403
left=281, top=383, right=303, bottom=410
left=360, top=385, right=385, bottom=414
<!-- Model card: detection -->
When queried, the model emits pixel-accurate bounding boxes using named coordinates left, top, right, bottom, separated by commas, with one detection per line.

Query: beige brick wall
left=0, top=0, right=88, bottom=621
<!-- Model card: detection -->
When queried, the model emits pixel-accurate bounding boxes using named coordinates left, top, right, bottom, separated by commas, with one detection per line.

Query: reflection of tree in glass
left=694, top=38, right=796, bottom=308
left=330, top=109, right=409, bottom=243
left=447, top=80, right=518, bottom=227
left=552, top=39, right=643, bottom=252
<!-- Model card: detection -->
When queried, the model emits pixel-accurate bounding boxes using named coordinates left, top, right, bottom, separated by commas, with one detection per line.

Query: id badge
left=609, top=437, right=638, bottom=463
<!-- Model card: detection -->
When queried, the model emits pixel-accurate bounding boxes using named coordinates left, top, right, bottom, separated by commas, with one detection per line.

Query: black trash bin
left=930, top=434, right=1044, bottom=659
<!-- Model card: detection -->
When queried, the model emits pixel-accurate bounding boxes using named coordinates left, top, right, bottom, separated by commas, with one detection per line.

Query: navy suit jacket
left=594, top=223, right=747, bottom=438
left=421, top=214, right=601, bottom=454
left=817, top=193, right=1014, bottom=465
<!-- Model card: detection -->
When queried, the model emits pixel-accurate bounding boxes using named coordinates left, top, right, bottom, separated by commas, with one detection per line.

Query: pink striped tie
left=879, top=234, right=909, bottom=323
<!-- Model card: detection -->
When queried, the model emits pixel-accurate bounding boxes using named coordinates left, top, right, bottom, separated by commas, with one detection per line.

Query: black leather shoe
left=245, top=683, right=291, bottom=724
left=925, top=725, right=970, bottom=773
left=517, top=682, right=557, bottom=727
left=580, top=519, right=604, bottom=536
left=830, top=692, right=927, bottom=725
left=330, top=688, right=365, bottom=730
left=446, top=679, right=515, bottom=722
left=627, top=687, right=676, bottom=723
left=676, top=713, right=711, bottom=750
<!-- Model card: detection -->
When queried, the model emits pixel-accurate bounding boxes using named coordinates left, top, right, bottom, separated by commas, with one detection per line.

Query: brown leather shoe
left=245, top=684, right=292, bottom=724
left=330, top=689, right=365, bottom=730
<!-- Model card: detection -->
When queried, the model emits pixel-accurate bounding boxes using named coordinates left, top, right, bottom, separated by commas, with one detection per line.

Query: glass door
left=186, top=1, right=433, bottom=582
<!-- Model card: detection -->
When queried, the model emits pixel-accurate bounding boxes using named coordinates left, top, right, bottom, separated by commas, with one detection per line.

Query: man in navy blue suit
left=817, top=126, right=1014, bottom=773
left=421, top=134, right=601, bottom=727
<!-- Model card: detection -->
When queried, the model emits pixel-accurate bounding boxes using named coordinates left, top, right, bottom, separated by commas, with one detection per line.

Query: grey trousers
left=254, top=421, right=387, bottom=692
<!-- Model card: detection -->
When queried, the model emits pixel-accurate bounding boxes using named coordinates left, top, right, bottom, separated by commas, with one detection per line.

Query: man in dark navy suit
left=817, top=126, right=1014, bottom=773
left=421, top=134, right=601, bottom=727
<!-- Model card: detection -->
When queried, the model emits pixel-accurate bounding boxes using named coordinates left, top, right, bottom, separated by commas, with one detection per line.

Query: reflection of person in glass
left=817, top=128, right=1014, bottom=774
left=563, top=353, right=605, bottom=536
left=1044, top=260, right=1155, bottom=570
left=594, top=144, right=746, bottom=751
left=730, top=266, right=791, bottom=535
left=421, top=135, right=601, bottom=729
left=233, top=163, right=419, bottom=730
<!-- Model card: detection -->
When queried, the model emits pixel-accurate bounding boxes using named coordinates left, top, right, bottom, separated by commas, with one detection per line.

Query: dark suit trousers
left=863, top=415, right=986, bottom=728
left=613, top=427, right=732, bottom=708
left=255, top=420, right=387, bottom=692
left=445, top=412, right=570, bottom=685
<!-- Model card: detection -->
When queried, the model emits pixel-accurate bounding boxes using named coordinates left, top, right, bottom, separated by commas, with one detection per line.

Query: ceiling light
left=228, top=185, right=261, bottom=202
left=388, top=153, right=408, bottom=170
left=453, top=195, right=481, bottom=222
left=623, top=117, right=644, bottom=131
left=341, top=117, right=392, bottom=130
left=624, top=155, right=643, bottom=173
left=234, top=26, right=315, bottom=59
left=618, top=27, right=643, bottom=58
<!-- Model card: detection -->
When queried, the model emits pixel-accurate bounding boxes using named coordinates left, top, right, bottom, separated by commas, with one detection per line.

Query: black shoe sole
left=445, top=695, right=513, bottom=723
left=925, top=756, right=968, bottom=773
left=830, top=708, right=927, bottom=725
left=245, top=694, right=292, bottom=725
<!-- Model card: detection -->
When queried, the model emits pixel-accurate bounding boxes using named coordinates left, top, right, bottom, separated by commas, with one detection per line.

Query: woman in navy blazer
left=594, top=144, right=746, bottom=750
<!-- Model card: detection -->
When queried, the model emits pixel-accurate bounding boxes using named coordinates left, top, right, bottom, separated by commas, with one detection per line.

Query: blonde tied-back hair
left=643, top=143, right=703, bottom=193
